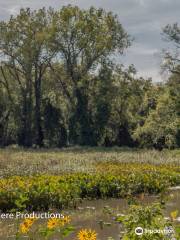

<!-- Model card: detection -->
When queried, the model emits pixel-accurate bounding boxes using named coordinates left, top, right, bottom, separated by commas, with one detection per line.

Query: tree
left=50, top=5, right=131, bottom=145
left=43, top=99, right=67, bottom=147
left=133, top=23, right=180, bottom=149
left=162, top=23, right=180, bottom=75
left=133, top=89, right=180, bottom=149
left=92, top=61, right=115, bottom=145
left=0, top=8, right=56, bottom=146
left=161, top=23, right=180, bottom=147
left=103, top=65, right=152, bottom=147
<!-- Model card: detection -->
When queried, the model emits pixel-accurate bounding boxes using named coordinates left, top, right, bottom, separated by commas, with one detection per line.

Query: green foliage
left=0, top=165, right=179, bottom=212
left=0, top=6, right=132, bottom=148
left=134, top=85, right=180, bottom=149
left=117, top=203, right=177, bottom=240
left=0, top=6, right=179, bottom=149
left=0, top=87, right=16, bottom=145
left=43, top=100, right=67, bottom=147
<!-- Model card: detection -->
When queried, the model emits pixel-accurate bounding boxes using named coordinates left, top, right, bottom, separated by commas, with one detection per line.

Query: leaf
left=62, top=225, right=75, bottom=237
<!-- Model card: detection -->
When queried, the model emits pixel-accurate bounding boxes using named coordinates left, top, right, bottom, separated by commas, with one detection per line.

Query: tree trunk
left=34, top=76, right=43, bottom=147
left=69, top=88, right=94, bottom=145
left=19, top=77, right=33, bottom=147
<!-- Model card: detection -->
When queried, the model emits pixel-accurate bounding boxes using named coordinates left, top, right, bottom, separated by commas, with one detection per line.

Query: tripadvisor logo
left=135, top=226, right=174, bottom=236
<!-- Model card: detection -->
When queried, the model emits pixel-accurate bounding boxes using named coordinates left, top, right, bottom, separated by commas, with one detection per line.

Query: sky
left=0, top=0, right=180, bottom=81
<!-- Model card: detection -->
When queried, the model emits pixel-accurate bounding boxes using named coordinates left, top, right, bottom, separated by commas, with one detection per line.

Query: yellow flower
left=47, top=218, right=60, bottom=230
left=19, top=217, right=36, bottom=234
left=19, top=223, right=29, bottom=234
left=170, top=210, right=178, bottom=221
left=62, top=215, right=71, bottom=225
left=47, top=216, right=71, bottom=229
left=78, top=229, right=97, bottom=240
left=24, top=217, right=36, bottom=226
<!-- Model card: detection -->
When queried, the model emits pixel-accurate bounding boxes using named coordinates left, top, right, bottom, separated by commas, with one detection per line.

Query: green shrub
left=117, top=203, right=178, bottom=240
left=0, top=170, right=179, bottom=212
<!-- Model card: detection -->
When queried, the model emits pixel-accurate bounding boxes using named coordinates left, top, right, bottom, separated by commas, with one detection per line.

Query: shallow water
left=0, top=189, right=180, bottom=240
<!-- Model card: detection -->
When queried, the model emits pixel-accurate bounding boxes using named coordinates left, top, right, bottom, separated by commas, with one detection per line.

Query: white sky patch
left=127, top=44, right=159, bottom=56
left=7, top=5, right=20, bottom=15
left=136, top=0, right=146, bottom=6
left=137, top=68, right=163, bottom=82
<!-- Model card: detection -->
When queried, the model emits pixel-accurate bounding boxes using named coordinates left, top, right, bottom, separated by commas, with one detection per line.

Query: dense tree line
left=0, top=6, right=179, bottom=149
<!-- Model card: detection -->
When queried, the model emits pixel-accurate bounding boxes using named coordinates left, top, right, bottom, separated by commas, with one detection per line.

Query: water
left=0, top=189, right=180, bottom=240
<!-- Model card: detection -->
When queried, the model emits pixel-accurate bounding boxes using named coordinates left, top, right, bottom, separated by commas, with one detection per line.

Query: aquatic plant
left=0, top=168, right=179, bottom=212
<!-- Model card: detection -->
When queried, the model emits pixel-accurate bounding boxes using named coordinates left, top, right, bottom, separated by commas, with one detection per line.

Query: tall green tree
left=102, top=65, right=152, bottom=147
left=133, top=23, right=180, bottom=149
left=162, top=23, right=180, bottom=74
left=162, top=23, right=180, bottom=147
left=0, top=8, right=56, bottom=146
left=133, top=87, right=180, bottom=149
left=50, top=5, right=130, bottom=145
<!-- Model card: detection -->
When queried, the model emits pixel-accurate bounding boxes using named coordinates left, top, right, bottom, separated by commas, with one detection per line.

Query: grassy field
left=0, top=147, right=180, bottom=177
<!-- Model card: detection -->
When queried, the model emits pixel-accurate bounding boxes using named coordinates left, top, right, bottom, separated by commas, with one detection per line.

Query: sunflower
left=78, top=229, right=97, bottom=240
left=19, top=223, right=29, bottom=234
left=19, top=217, right=36, bottom=234
left=24, top=217, right=36, bottom=226
left=62, top=215, right=71, bottom=225
left=47, top=218, right=60, bottom=230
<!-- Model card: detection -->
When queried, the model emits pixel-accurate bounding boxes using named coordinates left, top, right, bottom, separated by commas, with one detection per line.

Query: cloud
left=127, top=44, right=159, bottom=56
left=7, top=5, right=20, bottom=15
left=0, top=0, right=180, bottom=81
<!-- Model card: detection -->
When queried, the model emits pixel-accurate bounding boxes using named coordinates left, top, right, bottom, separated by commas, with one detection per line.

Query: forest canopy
left=0, top=5, right=179, bottom=149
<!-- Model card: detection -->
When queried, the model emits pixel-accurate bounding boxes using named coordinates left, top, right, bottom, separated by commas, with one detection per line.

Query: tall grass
left=0, top=147, right=179, bottom=177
